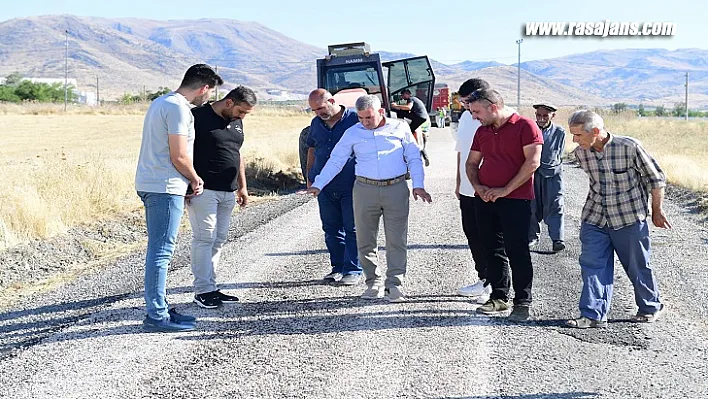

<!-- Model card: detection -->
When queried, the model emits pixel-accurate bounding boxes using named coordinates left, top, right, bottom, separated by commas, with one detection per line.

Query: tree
left=673, top=102, right=687, bottom=117
left=3, top=72, right=24, bottom=87
left=612, top=103, right=628, bottom=113
left=637, top=104, right=646, bottom=117
left=0, top=85, right=20, bottom=102
left=147, top=87, right=171, bottom=101
left=12, top=81, right=77, bottom=102
left=655, top=105, right=666, bottom=117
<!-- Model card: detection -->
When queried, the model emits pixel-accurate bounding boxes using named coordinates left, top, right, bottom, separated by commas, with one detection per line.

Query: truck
left=299, top=42, right=436, bottom=181
left=431, top=83, right=450, bottom=127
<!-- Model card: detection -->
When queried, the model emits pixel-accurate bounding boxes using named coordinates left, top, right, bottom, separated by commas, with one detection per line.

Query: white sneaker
left=384, top=286, right=405, bottom=303
left=457, top=280, right=492, bottom=297
left=360, top=285, right=384, bottom=299
left=323, top=272, right=343, bottom=282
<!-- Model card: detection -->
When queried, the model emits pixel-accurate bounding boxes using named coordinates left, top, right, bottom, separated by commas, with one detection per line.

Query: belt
left=356, top=175, right=406, bottom=186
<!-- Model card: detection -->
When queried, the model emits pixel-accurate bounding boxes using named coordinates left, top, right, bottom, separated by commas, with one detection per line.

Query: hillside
left=1, top=15, right=707, bottom=106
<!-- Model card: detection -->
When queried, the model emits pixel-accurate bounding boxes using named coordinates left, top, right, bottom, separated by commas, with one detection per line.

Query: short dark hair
left=458, top=78, right=490, bottom=97
left=179, top=64, right=223, bottom=90
left=224, top=86, right=257, bottom=106
left=469, top=88, right=504, bottom=107
left=400, top=89, right=411, bottom=95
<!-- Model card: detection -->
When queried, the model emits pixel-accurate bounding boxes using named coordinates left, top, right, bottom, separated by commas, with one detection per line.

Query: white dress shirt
left=312, top=117, right=425, bottom=190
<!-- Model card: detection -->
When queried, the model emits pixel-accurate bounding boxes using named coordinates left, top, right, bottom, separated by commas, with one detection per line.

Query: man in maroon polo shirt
left=465, top=88, right=543, bottom=321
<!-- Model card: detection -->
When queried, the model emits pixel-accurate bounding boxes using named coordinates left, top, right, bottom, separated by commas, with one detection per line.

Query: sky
left=0, top=0, right=703, bottom=64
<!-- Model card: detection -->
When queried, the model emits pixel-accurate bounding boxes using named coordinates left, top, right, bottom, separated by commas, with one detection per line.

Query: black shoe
left=194, top=292, right=223, bottom=309
left=508, top=305, right=531, bottom=322
left=169, top=308, right=196, bottom=324
left=212, top=289, right=239, bottom=304
left=552, top=240, right=566, bottom=252
left=421, top=150, right=430, bottom=167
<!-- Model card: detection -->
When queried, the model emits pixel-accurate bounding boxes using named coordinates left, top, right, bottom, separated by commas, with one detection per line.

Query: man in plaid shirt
left=566, top=110, right=671, bottom=329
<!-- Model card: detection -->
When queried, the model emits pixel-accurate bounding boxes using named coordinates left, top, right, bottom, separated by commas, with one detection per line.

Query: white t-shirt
left=454, top=111, right=480, bottom=197
left=135, top=92, right=195, bottom=195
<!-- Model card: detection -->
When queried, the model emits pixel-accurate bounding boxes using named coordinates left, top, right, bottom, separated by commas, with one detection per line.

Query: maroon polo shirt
left=470, top=113, right=543, bottom=200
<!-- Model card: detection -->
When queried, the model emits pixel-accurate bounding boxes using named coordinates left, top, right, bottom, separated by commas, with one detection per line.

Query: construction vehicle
left=299, top=42, right=436, bottom=181
left=449, top=91, right=465, bottom=123
left=431, top=83, right=450, bottom=127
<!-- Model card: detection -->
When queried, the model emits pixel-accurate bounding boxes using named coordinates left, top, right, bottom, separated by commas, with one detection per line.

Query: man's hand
left=652, top=209, right=672, bottom=229
left=473, top=185, right=491, bottom=201
left=299, top=187, right=320, bottom=197
left=454, top=184, right=460, bottom=200
left=190, top=177, right=204, bottom=196
left=237, top=187, right=249, bottom=208
left=412, top=188, right=432, bottom=203
left=484, top=187, right=510, bottom=203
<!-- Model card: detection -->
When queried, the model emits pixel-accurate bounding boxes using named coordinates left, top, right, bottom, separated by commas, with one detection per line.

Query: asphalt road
left=0, top=126, right=707, bottom=399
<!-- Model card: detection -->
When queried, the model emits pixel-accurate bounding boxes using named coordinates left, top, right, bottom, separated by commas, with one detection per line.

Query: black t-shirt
left=407, top=96, right=429, bottom=120
left=192, top=104, right=244, bottom=192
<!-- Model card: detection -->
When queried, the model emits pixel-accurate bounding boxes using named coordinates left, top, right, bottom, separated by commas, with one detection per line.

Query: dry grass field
left=520, top=107, right=708, bottom=193
left=1, top=103, right=706, bottom=251
left=0, top=104, right=312, bottom=250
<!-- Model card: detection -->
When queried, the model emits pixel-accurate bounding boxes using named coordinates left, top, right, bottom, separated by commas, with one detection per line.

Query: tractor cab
left=316, top=42, right=436, bottom=115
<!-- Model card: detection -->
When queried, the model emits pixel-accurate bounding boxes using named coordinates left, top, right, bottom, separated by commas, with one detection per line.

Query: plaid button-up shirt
left=574, top=133, right=666, bottom=230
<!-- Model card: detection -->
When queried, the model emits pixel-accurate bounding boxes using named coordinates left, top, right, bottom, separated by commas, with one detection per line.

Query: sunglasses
left=463, top=91, right=494, bottom=105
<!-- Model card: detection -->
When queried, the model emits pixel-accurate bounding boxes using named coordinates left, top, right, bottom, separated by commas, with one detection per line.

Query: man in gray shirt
left=528, top=103, right=566, bottom=252
left=135, top=64, right=223, bottom=332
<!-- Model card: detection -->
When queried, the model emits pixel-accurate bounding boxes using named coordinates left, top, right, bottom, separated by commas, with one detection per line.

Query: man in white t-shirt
left=454, top=79, right=492, bottom=301
left=135, top=64, right=223, bottom=332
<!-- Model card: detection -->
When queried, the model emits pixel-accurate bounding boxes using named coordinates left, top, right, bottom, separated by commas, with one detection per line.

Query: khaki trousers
left=352, top=179, right=410, bottom=288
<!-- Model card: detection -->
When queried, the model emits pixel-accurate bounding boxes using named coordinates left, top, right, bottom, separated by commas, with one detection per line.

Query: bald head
left=308, top=88, right=339, bottom=121
left=309, top=88, right=332, bottom=103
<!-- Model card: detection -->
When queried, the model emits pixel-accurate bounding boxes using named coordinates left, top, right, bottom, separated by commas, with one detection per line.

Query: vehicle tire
left=299, top=126, right=310, bottom=182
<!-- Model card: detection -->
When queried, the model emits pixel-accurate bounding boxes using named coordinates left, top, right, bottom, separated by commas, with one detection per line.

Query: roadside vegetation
left=0, top=103, right=311, bottom=250
left=0, top=103, right=706, bottom=251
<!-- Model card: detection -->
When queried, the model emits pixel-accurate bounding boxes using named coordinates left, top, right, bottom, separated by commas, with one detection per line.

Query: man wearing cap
left=529, top=103, right=567, bottom=252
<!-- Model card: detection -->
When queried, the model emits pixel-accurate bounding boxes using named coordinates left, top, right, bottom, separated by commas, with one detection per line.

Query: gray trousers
left=352, top=179, right=410, bottom=289
left=529, top=171, right=564, bottom=242
left=186, top=189, right=236, bottom=294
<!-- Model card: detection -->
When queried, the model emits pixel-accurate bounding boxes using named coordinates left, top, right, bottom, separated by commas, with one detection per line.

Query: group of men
left=134, top=63, right=671, bottom=333
left=451, top=79, right=669, bottom=326
left=135, top=64, right=257, bottom=332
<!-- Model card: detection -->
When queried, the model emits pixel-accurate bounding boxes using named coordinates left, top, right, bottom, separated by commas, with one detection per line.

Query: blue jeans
left=317, top=187, right=361, bottom=275
left=138, top=191, right=184, bottom=320
left=578, top=220, right=662, bottom=321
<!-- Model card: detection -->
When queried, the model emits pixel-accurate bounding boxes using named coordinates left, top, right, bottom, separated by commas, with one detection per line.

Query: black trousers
left=396, top=110, right=427, bottom=132
left=474, top=196, right=533, bottom=305
left=459, top=195, right=487, bottom=281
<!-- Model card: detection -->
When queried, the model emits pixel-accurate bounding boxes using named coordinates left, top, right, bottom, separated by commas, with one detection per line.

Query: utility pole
left=516, top=39, right=523, bottom=110
left=96, top=75, right=100, bottom=107
left=64, top=29, right=69, bottom=112
left=685, top=72, right=689, bottom=121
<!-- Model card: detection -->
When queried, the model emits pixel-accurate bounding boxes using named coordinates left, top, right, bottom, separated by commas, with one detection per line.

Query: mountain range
left=1, top=15, right=706, bottom=107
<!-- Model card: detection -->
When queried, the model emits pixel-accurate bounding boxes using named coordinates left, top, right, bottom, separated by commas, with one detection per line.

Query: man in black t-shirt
left=391, top=88, right=430, bottom=133
left=391, top=88, right=431, bottom=166
left=187, top=86, right=257, bottom=309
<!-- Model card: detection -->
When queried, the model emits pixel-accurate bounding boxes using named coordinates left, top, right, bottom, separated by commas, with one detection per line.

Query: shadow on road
left=435, top=393, right=600, bottom=399
left=265, top=243, right=470, bottom=256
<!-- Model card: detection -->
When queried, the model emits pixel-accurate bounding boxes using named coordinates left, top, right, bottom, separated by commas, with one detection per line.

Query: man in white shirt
left=306, top=94, right=432, bottom=302
left=454, top=79, right=492, bottom=302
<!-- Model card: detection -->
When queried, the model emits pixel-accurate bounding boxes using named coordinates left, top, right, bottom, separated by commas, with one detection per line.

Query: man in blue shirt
left=306, top=89, right=363, bottom=285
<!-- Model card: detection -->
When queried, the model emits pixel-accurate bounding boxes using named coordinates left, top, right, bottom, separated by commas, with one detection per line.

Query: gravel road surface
left=1, top=127, right=707, bottom=399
